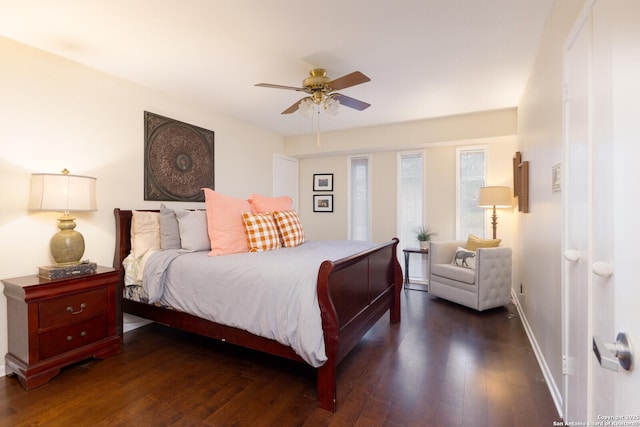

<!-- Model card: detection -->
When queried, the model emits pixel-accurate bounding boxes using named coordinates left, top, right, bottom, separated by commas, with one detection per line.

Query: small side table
left=2, top=266, right=121, bottom=390
left=403, top=247, right=429, bottom=291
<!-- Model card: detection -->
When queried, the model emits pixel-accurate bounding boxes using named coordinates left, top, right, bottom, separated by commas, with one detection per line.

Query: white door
left=273, top=154, right=298, bottom=210
left=595, top=0, right=640, bottom=416
left=562, top=6, right=591, bottom=420
left=589, top=0, right=615, bottom=418
left=563, top=0, right=640, bottom=421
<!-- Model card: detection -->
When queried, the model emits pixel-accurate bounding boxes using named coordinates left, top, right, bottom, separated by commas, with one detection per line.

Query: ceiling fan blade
left=255, top=83, right=307, bottom=92
left=332, top=93, right=371, bottom=111
left=281, top=97, right=311, bottom=114
left=327, top=71, right=371, bottom=91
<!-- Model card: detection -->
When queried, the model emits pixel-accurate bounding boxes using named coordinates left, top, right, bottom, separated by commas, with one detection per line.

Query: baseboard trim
left=511, top=289, right=564, bottom=419
left=123, top=313, right=153, bottom=333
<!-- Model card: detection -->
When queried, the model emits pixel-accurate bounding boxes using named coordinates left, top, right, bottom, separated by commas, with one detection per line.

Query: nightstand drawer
left=39, top=316, right=108, bottom=359
left=39, top=288, right=108, bottom=329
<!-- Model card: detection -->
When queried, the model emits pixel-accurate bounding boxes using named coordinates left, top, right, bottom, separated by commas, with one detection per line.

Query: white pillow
left=451, top=246, right=476, bottom=269
left=131, top=211, right=160, bottom=259
left=175, top=210, right=210, bottom=252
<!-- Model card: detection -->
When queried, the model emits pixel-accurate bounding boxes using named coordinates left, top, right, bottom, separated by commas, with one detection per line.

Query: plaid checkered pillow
left=241, top=212, right=281, bottom=252
left=272, top=210, right=305, bottom=248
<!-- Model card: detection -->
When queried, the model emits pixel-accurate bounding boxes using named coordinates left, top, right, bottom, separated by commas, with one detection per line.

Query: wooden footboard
left=316, top=238, right=402, bottom=411
left=113, top=208, right=402, bottom=412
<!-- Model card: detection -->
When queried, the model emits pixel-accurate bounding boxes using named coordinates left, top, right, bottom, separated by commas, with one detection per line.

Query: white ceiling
left=0, top=0, right=554, bottom=136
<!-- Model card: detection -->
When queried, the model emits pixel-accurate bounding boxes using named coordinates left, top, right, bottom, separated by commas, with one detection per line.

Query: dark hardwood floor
left=0, top=289, right=561, bottom=426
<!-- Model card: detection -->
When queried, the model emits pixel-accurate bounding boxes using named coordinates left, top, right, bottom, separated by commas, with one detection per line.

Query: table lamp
left=29, top=169, right=97, bottom=266
left=478, top=186, right=512, bottom=239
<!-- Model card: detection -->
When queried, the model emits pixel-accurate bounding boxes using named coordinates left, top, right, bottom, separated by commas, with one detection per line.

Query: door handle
left=592, top=261, right=614, bottom=278
left=592, top=333, right=633, bottom=371
left=564, top=249, right=581, bottom=263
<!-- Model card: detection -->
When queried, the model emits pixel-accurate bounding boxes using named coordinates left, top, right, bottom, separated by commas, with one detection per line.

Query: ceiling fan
left=255, top=68, right=371, bottom=115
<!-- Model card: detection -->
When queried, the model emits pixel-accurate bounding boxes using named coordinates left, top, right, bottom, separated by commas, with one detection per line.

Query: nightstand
left=2, top=266, right=121, bottom=390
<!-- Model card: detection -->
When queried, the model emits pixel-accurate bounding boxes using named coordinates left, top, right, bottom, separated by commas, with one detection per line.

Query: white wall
left=516, top=0, right=586, bottom=410
left=286, top=108, right=517, bottom=158
left=0, top=37, right=285, bottom=375
left=287, top=111, right=518, bottom=253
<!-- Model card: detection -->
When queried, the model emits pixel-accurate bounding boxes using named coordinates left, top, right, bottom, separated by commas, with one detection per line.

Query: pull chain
left=316, top=107, right=321, bottom=147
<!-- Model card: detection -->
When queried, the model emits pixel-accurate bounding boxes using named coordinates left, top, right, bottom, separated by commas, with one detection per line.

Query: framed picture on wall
left=313, top=173, right=333, bottom=191
left=313, top=194, right=333, bottom=212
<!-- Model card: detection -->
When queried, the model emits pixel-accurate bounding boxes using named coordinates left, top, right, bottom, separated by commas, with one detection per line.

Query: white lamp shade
left=478, top=186, right=512, bottom=208
left=29, top=173, right=97, bottom=212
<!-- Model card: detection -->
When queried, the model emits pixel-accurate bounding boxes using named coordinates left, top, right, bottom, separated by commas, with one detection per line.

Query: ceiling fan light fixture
left=298, top=95, right=340, bottom=119
left=299, top=98, right=316, bottom=118
left=323, top=97, right=339, bottom=116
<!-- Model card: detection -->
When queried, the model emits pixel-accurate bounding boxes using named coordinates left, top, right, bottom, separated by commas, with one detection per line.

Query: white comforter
left=141, top=240, right=377, bottom=367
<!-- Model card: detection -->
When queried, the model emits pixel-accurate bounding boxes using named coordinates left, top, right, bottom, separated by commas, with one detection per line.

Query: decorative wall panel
left=144, top=111, right=214, bottom=202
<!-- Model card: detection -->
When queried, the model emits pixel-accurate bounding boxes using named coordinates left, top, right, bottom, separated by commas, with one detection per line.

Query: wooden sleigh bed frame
left=113, top=208, right=403, bottom=411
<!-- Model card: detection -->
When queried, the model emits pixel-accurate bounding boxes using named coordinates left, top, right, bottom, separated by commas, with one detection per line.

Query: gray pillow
left=159, top=204, right=181, bottom=249
left=175, top=209, right=210, bottom=252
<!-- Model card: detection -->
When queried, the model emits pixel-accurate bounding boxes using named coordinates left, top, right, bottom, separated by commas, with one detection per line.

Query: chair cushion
left=431, top=263, right=475, bottom=284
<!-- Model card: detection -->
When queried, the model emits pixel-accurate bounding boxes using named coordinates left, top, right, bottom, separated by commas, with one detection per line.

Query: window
left=398, top=151, right=425, bottom=281
left=348, top=155, right=371, bottom=240
left=456, top=147, right=486, bottom=239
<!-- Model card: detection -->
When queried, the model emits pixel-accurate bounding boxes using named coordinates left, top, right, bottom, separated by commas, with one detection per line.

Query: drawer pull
left=67, top=303, right=86, bottom=315
left=66, top=331, right=86, bottom=341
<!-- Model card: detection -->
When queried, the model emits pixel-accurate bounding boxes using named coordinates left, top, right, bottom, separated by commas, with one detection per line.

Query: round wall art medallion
left=144, top=112, right=214, bottom=202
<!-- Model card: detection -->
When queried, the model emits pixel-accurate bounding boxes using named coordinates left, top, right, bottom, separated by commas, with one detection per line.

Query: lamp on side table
left=29, top=169, right=98, bottom=278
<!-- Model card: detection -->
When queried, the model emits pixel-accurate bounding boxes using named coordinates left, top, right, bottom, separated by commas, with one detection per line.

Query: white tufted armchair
left=428, top=240, right=512, bottom=311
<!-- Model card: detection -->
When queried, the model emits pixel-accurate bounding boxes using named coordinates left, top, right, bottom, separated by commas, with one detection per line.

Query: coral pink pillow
left=203, top=188, right=251, bottom=256
left=248, top=193, right=292, bottom=214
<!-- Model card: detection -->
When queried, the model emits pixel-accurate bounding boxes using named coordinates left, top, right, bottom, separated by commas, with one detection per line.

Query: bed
left=112, top=208, right=402, bottom=411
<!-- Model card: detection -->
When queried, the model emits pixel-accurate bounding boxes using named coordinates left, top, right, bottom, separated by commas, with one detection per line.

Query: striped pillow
left=241, top=212, right=281, bottom=252
left=273, top=210, right=305, bottom=248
